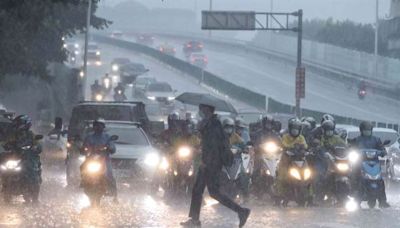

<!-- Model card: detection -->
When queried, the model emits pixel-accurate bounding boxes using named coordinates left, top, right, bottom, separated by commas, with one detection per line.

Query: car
left=189, top=53, right=208, bottom=68
left=158, top=43, right=176, bottom=56
left=86, top=51, right=101, bottom=66
left=119, top=63, right=149, bottom=85
left=133, top=77, right=157, bottom=96
left=110, top=30, right=123, bottom=39
left=63, top=41, right=80, bottom=55
left=104, top=121, right=166, bottom=185
left=183, top=41, right=203, bottom=56
left=110, top=58, right=131, bottom=83
left=145, top=82, right=176, bottom=105
left=136, top=33, right=155, bottom=46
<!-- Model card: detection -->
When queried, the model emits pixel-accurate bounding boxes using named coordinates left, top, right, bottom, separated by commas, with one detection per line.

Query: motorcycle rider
left=2, top=115, right=42, bottom=204
left=252, top=115, right=282, bottom=199
left=352, top=121, right=390, bottom=208
left=159, top=112, right=182, bottom=148
left=114, top=82, right=125, bottom=95
left=113, top=82, right=127, bottom=101
left=235, top=118, right=250, bottom=144
left=274, top=118, right=309, bottom=206
left=102, top=73, right=112, bottom=91
left=90, top=80, right=103, bottom=99
left=81, top=119, right=118, bottom=203
left=224, top=118, right=245, bottom=147
left=301, top=116, right=317, bottom=144
left=312, top=120, right=347, bottom=202
left=310, top=114, right=336, bottom=147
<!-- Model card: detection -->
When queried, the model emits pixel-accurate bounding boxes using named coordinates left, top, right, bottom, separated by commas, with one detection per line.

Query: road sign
left=202, top=11, right=256, bottom=30
left=296, top=67, right=305, bottom=99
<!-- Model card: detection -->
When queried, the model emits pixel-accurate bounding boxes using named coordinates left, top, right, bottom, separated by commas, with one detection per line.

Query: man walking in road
left=180, top=104, right=251, bottom=227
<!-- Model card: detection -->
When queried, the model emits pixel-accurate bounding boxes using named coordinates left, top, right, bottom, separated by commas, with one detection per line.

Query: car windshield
left=137, top=78, right=154, bottom=85
left=347, top=130, right=398, bottom=146
left=148, top=83, right=172, bottom=92
left=106, top=127, right=149, bottom=146
left=113, top=58, right=130, bottom=65
left=238, top=113, right=263, bottom=124
left=192, top=54, right=204, bottom=58
left=70, top=105, right=133, bottom=128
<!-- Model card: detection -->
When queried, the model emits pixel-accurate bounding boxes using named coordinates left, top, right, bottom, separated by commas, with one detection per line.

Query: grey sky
left=103, top=0, right=392, bottom=23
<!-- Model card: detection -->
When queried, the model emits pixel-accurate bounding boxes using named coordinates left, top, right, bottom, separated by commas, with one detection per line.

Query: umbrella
left=176, top=92, right=237, bottom=114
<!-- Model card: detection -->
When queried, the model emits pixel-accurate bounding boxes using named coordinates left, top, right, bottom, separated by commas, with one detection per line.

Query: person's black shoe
left=180, top=219, right=201, bottom=227
left=379, top=201, right=390, bottom=208
left=238, top=208, right=251, bottom=227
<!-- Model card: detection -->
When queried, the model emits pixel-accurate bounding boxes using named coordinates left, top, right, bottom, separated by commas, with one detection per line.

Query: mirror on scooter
left=110, top=135, right=119, bottom=141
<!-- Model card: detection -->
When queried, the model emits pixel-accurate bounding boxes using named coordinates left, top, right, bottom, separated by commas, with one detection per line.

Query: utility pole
left=83, top=0, right=92, bottom=99
left=375, top=0, right=379, bottom=78
left=295, top=9, right=304, bottom=117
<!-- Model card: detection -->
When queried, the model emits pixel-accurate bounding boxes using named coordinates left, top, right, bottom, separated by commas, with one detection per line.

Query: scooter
left=0, top=135, right=43, bottom=204
left=220, top=145, right=254, bottom=201
left=113, top=89, right=127, bottom=102
left=169, top=145, right=196, bottom=196
left=252, top=139, right=281, bottom=198
left=323, top=146, right=352, bottom=205
left=282, top=149, right=313, bottom=207
left=358, top=89, right=367, bottom=100
left=80, top=135, right=118, bottom=207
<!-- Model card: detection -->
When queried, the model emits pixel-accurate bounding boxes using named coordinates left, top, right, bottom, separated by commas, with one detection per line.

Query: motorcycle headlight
left=263, top=142, right=279, bottom=154
left=1, top=160, right=21, bottom=171
left=63, top=43, right=67, bottom=48
left=348, top=150, right=360, bottom=164
left=336, top=163, right=350, bottom=172
left=159, top=157, right=169, bottom=170
left=112, top=64, right=119, bottom=72
left=67, top=142, right=72, bottom=148
left=96, top=51, right=101, bottom=56
left=304, top=168, right=312, bottom=180
left=95, top=94, right=103, bottom=101
left=147, top=96, right=156, bottom=101
left=95, top=61, right=102, bottom=66
left=167, top=97, right=175, bottom=101
left=79, top=156, right=86, bottom=163
left=289, top=168, right=301, bottom=180
left=178, top=147, right=192, bottom=158
left=104, top=78, right=110, bottom=88
left=86, top=161, right=102, bottom=173
left=188, top=168, right=194, bottom=176
left=79, top=71, right=84, bottom=78
left=145, top=153, right=160, bottom=168
left=74, top=50, right=79, bottom=55
left=74, top=43, right=79, bottom=48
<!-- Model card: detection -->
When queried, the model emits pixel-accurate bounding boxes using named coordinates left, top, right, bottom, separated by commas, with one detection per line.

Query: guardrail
left=95, top=34, right=400, bottom=131
left=123, top=29, right=399, bottom=99
left=93, top=34, right=267, bottom=110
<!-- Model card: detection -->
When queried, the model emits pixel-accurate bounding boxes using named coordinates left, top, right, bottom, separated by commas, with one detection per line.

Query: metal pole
left=375, top=0, right=379, bottom=77
left=295, top=9, right=303, bottom=117
left=209, top=0, right=213, bottom=37
left=83, top=0, right=92, bottom=99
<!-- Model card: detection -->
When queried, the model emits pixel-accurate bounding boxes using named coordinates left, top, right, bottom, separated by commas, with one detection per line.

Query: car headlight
left=67, top=142, right=72, bottom=148
left=79, top=71, right=84, bottom=78
left=95, top=94, right=103, bottom=101
left=63, top=44, right=67, bottom=48
left=112, top=64, right=119, bottom=72
left=304, top=168, right=312, bottom=180
left=74, top=43, right=79, bottom=48
left=74, top=50, right=79, bottom=55
left=145, top=153, right=160, bottom=167
left=95, top=61, right=102, bottom=66
left=167, top=97, right=175, bottom=101
left=289, top=168, right=301, bottom=180
left=86, top=161, right=102, bottom=173
left=178, top=146, right=192, bottom=158
left=147, top=96, right=156, bottom=101
left=96, top=51, right=101, bottom=56
left=71, top=57, right=76, bottom=61
left=262, top=142, right=279, bottom=154
left=336, top=163, right=350, bottom=172
left=1, top=160, right=21, bottom=171
left=159, top=157, right=169, bottom=170
left=348, top=150, right=360, bottom=164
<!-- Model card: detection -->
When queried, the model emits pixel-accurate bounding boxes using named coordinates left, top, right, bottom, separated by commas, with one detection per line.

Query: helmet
left=321, top=114, right=335, bottom=125
left=359, top=121, right=373, bottom=137
left=222, top=117, right=235, bottom=135
left=13, top=115, right=32, bottom=130
left=302, top=116, right=316, bottom=129
left=273, top=120, right=282, bottom=132
left=168, top=112, right=180, bottom=121
left=321, top=120, right=335, bottom=137
left=93, top=118, right=106, bottom=127
left=288, top=118, right=302, bottom=137
left=235, top=117, right=247, bottom=129
left=222, top=117, right=235, bottom=127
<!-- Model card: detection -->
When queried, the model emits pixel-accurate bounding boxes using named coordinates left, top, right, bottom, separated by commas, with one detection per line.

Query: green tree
left=0, top=0, right=110, bottom=81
